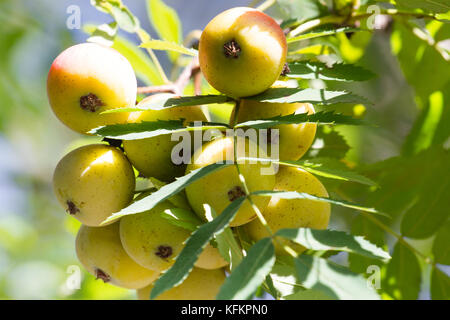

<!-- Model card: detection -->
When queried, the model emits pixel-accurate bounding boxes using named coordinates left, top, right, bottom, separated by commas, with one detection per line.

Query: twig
left=137, top=57, right=200, bottom=96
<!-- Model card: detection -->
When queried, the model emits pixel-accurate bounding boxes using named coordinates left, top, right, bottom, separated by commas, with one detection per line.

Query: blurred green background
left=0, top=0, right=448, bottom=299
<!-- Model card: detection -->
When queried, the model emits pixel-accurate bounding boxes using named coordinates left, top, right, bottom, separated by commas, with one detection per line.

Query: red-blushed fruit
left=47, top=43, right=137, bottom=134
left=199, top=7, right=287, bottom=98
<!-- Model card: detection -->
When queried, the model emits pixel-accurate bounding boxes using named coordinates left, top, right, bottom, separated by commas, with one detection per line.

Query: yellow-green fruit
left=123, top=95, right=207, bottom=182
left=185, top=136, right=276, bottom=227
left=137, top=267, right=226, bottom=300
left=76, top=223, right=159, bottom=289
left=199, top=7, right=287, bottom=97
left=53, top=144, right=135, bottom=227
left=244, top=166, right=331, bottom=254
left=120, top=200, right=191, bottom=272
left=234, top=100, right=317, bottom=161
left=195, top=243, right=229, bottom=270
left=47, top=43, right=136, bottom=134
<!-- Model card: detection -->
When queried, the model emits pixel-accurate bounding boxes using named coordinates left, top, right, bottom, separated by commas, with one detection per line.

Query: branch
left=137, top=57, right=201, bottom=96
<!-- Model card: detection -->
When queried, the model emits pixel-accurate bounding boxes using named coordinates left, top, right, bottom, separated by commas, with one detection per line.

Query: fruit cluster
left=48, top=7, right=330, bottom=300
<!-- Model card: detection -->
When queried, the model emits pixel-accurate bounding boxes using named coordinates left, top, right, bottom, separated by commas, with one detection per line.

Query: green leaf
left=102, top=94, right=233, bottom=113
left=431, top=267, right=450, bottom=300
left=363, top=147, right=450, bottom=238
left=286, top=157, right=376, bottom=186
left=102, top=163, right=230, bottom=224
left=112, top=36, right=164, bottom=85
left=295, top=255, right=380, bottom=299
left=305, top=126, right=350, bottom=159
left=160, top=208, right=202, bottom=232
left=283, top=288, right=335, bottom=300
left=288, top=27, right=362, bottom=43
left=86, top=22, right=118, bottom=46
left=276, top=228, right=390, bottom=260
left=349, top=215, right=387, bottom=274
left=146, top=0, right=182, bottom=61
left=403, top=91, right=445, bottom=155
left=150, top=198, right=246, bottom=299
left=396, top=0, right=450, bottom=14
left=242, top=157, right=376, bottom=186
left=216, top=238, right=275, bottom=300
left=90, top=120, right=228, bottom=140
left=235, top=111, right=365, bottom=129
left=383, top=242, right=421, bottom=300
left=215, top=226, right=243, bottom=270
left=270, top=259, right=303, bottom=297
left=432, top=220, right=450, bottom=265
left=251, top=190, right=385, bottom=216
left=90, top=0, right=140, bottom=33
left=141, top=39, right=197, bottom=56
left=277, top=0, right=328, bottom=22
left=287, top=61, right=376, bottom=82
left=400, top=156, right=450, bottom=238
left=247, top=88, right=371, bottom=106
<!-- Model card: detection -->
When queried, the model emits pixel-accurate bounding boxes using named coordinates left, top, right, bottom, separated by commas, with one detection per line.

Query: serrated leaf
left=215, top=226, right=243, bottom=270
left=276, top=228, right=390, bottom=260
left=383, top=242, right=421, bottom=300
left=160, top=208, right=202, bottom=232
left=112, top=36, right=163, bottom=85
left=286, top=157, right=376, bottom=186
left=217, top=238, right=275, bottom=300
left=431, top=267, right=450, bottom=300
left=305, top=126, right=350, bottom=159
left=270, top=259, right=303, bottom=297
left=150, top=198, right=246, bottom=299
left=295, top=255, right=380, bottom=299
left=90, top=120, right=228, bottom=140
left=432, top=220, right=450, bottom=265
left=349, top=215, right=386, bottom=274
left=242, top=157, right=376, bottom=186
left=103, top=94, right=233, bottom=113
left=288, top=27, right=363, bottom=43
left=102, top=163, right=230, bottom=224
left=247, top=87, right=371, bottom=106
left=90, top=0, right=139, bottom=33
left=235, top=111, right=365, bottom=129
left=251, top=190, right=385, bottom=216
left=141, top=39, right=197, bottom=56
left=283, top=288, right=335, bottom=300
left=396, top=0, right=450, bottom=14
left=87, top=22, right=118, bottom=46
left=147, top=0, right=182, bottom=61
left=363, top=147, right=450, bottom=237
left=277, top=0, right=328, bottom=22
left=287, top=61, right=376, bottom=82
